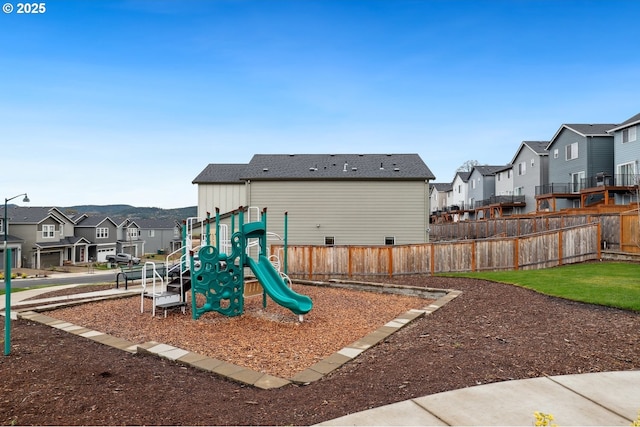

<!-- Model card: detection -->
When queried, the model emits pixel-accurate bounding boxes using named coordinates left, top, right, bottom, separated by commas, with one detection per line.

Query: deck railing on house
left=536, top=174, right=638, bottom=196
left=474, top=195, right=526, bottom=209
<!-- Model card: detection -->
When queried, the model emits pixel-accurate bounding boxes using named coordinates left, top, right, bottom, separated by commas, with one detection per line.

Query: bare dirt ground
left=1, top=274, right=640, bottom=426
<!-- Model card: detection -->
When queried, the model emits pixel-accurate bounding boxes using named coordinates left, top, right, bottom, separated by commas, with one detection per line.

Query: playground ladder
left=141, top=261, right=183, bottom=317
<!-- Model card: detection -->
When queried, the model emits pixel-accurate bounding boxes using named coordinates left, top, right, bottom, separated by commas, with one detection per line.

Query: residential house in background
left=135, top=218, right=182, bottom=255
left=467, top=165, right=510, bottom=219
left=445, top=171, right=471, bottom=221
left=0, top=206, right=25, bottom=269
left=111, top=217, right=145, bottom=257
left=608, top=112, right=640, bottom=204
left=0, top=204, right=196, bottom=269
left=73, top=214, right=119, bottom=262
left=537, top=123, right=617, bottom=211
left=429, top=183, right=452, bottom=214
left=193, top=154, right=436, bottom=245
left=494, top=165, right=513, bottom=196
left=510, top=141, right=549, bottom=214
left=429, top=182, right=454, bottom=223
left=0, top=207, right=91, bottom=269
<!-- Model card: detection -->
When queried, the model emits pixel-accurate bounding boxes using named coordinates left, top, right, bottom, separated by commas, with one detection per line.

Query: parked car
left=106, top=253, right=141, bottom=265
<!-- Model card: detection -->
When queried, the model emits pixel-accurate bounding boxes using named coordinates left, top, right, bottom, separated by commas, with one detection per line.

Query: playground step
left=155, top=301, right=187, bottom=317
left=144, top=291, right=182, bottom=306
left=167, top=280, right=191, bottom=294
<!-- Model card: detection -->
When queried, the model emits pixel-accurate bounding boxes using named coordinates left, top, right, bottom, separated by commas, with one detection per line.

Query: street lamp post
left=4, top=193, right=29, bottom=356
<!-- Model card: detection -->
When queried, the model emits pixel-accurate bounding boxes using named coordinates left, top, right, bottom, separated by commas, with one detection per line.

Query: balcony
left=536, top=174, right=637, bottom=196
left=535, top=173, right=637, bottom=212
left=474, top=195, right=525, bottom=209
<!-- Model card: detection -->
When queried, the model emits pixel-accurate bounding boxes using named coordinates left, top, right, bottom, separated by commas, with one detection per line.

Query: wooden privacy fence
left=271, top=222, right=601, bottom=279
left=431, top=213, right=620, bottom=250
left=620, top=209, right=640, bottom=253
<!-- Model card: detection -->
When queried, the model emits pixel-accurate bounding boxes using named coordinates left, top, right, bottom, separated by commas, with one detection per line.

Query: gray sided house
left=135, top=218, right=182, bottom=255
left=608, top=112, right=640, bottom=204
left=510, top=141, right=549, bottom=214
left=193, top=154, right=436, bottom=245
left=467, top=165, right=507, bottom=219
left=430, top=183, right=452, bottom=213
left=1, top=206, right=91, bottom=269
left=73, top=214, right=119, bottom=262
left=539, top=123, right=616, bottom=211
left=110, top=217, right=144, bottom=257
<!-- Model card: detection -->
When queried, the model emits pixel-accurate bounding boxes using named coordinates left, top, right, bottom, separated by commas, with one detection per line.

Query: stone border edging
left=17, top=281, right=461, bottom=390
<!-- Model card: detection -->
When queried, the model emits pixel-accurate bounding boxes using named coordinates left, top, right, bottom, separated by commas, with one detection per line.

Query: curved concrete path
left=317, top=370, right=640, bottom=426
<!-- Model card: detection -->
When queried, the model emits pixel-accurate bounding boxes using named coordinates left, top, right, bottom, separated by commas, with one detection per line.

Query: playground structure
left=140, top=207, right=313, bottom=321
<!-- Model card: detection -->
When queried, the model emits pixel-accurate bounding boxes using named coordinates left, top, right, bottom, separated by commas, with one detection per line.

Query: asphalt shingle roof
left=454, top=171, right=471, bottom=182
left=0, top=206, right=67, bottom=224
left=471, top=165, right=507, bottom=176
left=74, top=215, right=116, bottom=227
left=608, top=113, right=640, bottom=133
left=563, top=124, right=617, bottom=136
left=193, top=154, right=435, bottom=183
left=192, top=163, right=249, bottom=184
left=431, top=182, right=452, bottom=192
left=523, top=141, right=549, bottom=155
left=135, top=218, right=179, bottom=229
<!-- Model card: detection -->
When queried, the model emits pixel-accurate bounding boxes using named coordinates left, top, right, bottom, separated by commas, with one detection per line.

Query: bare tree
left=456, top=160, right=480, bottom=172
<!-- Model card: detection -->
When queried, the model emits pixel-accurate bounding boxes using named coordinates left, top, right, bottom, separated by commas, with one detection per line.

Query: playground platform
left=2, top=279, right=639, bottom=425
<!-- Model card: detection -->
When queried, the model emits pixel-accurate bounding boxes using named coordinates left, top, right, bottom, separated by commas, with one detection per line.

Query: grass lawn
left=440, top=261, right=640, bottom=312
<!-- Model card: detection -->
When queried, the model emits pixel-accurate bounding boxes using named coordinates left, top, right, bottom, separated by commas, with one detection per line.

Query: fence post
left=597, top=221, right=602, bottom=259
left=471, top=240, right=477, bottom=272
left=388, top=246, right=393, bottom=277
left=513, top=237, right=519, bottom=270
left=558, top=228, right=564, bottom=266
left=348, top=246, right=352, bottom=278
left=308, top=246, right=313, bottom=280
left=430, top=243, right=435, bottom=275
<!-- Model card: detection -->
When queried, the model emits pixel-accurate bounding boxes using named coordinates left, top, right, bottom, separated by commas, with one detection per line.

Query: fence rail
left=271, top=222, right=601, bottom=279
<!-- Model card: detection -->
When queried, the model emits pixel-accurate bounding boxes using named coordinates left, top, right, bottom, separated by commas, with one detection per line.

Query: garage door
left=97, top=248, right=116, bottom=263
left=40, top=252, right=60, bottom=268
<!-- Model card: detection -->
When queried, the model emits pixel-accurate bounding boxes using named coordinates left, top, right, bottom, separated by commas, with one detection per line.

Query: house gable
left=547, top=124, right=615, bottom=184
left=610, top=113, right=640, bottom=185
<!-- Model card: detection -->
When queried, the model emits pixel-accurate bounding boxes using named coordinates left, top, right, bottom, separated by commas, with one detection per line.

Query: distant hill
left=60, top=205, right=198, bottom=220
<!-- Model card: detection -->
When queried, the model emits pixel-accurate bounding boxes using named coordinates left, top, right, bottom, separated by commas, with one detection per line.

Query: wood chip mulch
left=45, top=284, right=432, bottom=379
left=1, top=274, right=639, bottom=426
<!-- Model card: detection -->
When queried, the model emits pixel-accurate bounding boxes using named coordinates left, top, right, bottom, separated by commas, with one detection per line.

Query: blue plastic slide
left=247, top=255, right=313, bottom=315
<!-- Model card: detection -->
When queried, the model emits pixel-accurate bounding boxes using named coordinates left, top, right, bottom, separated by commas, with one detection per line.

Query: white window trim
left=518, top=161, right=526, bottom=176
left=622, top=126, right=637, bottom=143
left=42, top=224, right=56, bottom=238
left=96, top=227, right=109, bottom=239
left=127, top=227, right=139, bottom=240
left=617, top=162, right=636, bottom=185
left=566, top=142, right=578, bottom=161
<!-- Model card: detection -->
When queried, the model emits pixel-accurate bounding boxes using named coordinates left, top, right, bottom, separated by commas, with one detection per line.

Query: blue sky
left=2, top=0, right=639, bottom=209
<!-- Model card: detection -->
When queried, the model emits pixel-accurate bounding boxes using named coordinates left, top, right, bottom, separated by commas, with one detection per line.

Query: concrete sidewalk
left=318, top=370, right=640, bottom=426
